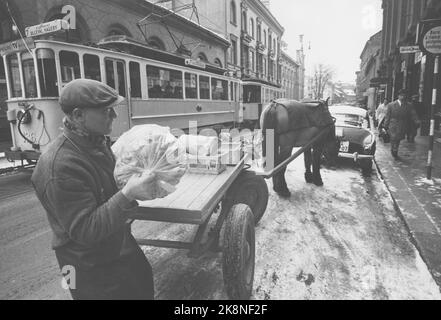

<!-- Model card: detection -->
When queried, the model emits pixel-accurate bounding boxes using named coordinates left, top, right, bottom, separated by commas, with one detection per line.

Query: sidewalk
left=374, top=127, right=441, bottom=287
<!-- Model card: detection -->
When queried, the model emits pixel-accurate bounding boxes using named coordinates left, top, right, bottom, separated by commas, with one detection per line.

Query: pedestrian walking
left=383, top=89, right=419, bottom=159
left=376, top=98, right=389, bottom=129
left=405, top=95, right=421, bottom=143
left=31, top=79, right=157, bottom=300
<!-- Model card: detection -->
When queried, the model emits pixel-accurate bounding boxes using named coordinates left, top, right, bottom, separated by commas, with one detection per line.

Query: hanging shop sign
left=400, top=46, right=421, bottom=54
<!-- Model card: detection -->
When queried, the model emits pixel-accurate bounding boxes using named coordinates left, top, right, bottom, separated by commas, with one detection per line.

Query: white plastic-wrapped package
left=177, top=134, right=218, bottom=156
left=112, top=124, right=186, bottom=198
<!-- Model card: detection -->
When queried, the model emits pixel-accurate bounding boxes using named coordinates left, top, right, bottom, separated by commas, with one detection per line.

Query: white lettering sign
left=400, top=46, right=421, bottom=54
left=423, top=26, right=441, bottom=55
left=185, top=59, right=206, bottom=69
left=25, top=19, right=69, bottom=37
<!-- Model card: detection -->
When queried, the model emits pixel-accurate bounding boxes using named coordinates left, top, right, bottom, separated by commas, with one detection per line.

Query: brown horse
left=260, top=98, right=338, bottom=197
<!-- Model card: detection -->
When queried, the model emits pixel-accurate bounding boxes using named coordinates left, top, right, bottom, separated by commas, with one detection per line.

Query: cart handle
left=259, top=125, right=332, bottom=179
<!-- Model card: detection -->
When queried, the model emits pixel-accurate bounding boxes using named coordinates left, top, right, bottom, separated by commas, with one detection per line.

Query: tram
left=242, top=80, right=283, bottom=127
left=1, top=35, right=242, bottom=163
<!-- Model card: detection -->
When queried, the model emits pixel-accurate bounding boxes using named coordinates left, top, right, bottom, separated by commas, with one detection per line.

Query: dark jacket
left=384, top=100, right=418, bottom=141
left=31, top=129, right=138, bottom=269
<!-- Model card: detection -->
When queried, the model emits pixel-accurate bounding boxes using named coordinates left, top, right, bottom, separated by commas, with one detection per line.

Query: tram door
left=104, top=58, right=129, bottom=140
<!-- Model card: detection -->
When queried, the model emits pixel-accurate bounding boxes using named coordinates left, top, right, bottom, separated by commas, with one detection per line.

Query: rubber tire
left=225, top=171, right=269, bottom=225
left=360, top=159, right=372, bottom=176
left=222, top=204, right=255, bottom=300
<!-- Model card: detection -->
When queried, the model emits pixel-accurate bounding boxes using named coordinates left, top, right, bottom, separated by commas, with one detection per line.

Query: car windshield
left=333, top=113, right=367, bottom=128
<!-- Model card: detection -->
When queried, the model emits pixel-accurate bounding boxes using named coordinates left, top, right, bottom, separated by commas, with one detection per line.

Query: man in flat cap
left=384, top=89, right=419, bottom=159
left=31, top=79, right=156, bottom=299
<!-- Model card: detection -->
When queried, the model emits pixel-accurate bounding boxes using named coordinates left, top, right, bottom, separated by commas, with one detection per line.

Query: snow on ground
left=132, top=155, right=441, bottom=300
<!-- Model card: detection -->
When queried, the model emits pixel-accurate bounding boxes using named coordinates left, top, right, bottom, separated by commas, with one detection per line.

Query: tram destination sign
left=25, top=19, right=69, bottom=38
left=0, top=37, right=35, bottom=56
left=185, top=59, right=206, bottom=69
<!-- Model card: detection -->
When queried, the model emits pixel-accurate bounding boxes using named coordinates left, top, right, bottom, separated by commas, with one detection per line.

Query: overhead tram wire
left=5, top=1, right=34, bottom=57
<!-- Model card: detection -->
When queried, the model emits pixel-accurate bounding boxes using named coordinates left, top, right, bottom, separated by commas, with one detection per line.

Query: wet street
left=1, top=154, right=440, bottom=300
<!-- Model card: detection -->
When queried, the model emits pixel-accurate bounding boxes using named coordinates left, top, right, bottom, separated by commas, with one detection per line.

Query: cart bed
left=131, top=158, right=246, bottom=225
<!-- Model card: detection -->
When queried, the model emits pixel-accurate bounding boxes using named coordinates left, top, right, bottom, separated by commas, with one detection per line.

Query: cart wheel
left=223, top=204, right=255, bottom=300
left=225, top=171, right=268, bottom=225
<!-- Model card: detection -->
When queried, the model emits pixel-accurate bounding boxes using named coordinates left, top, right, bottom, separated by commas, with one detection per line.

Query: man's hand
left=121, top=171, right=156, bottom=201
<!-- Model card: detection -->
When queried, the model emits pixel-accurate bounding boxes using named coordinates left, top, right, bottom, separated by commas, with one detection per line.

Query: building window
left=197, top=52, right=208, bottom=62
left=214, top=58, right=223, bottom=68
left=263, top=30, right=267, bottom=46
left=107, top=23, right=132, bottom=37
left=147, top=36, right=165, bottom=51
left=230, top=1, right=237, bottom=25
left=230, top=38, right=237, bottom=65
left=249, top=18, right=254, bottom=38
left=257, top=24, right=261, bottom=42
left=242, top=11, right=247, bottom=32
left=250, top=51, right=255, bottom=71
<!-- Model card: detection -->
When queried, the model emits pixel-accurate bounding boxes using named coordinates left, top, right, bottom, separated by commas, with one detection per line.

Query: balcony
left=241, top=30, right=253, bottom=44
left=256, top=41, right=265, bottom=52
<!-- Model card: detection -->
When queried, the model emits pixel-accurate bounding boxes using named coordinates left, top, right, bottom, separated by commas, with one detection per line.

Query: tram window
left=6, top=55, right=22, bottom=98
left=105, top=59, right=115, bottom=89
left=60, top=51, right=80, bottom=86
left=184, top=72, right=198, bottom=99
left=129, top=61, right=141, bottom=98
left=230, top=82, right=234, bottom=101
left=37, top=49, right=58, bottom=97
left=211, top=78, right=228, bottom=100
left=243, top=85, right=260, bottom=103
left=116, top=62, right=126, bottom=97
left=146, top=65, right=182, bottom=99
left=199, top=76, right=210, bottom=100
left=21, top=53, right=37, bottom=98
left=83, top=54, right=101, bottom=81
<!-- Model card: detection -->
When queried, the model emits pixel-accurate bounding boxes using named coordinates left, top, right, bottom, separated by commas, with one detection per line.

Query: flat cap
left=59, top=79, right=125, bottom=114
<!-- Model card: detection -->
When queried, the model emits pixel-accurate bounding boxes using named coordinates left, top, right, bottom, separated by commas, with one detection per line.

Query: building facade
left=356, top=30, right=382, bottom=115
left=280, top=50, right=300, bottom=100
left=379, top=0, right=441, bottom=133
left=172, top=0, right=296, bottom=90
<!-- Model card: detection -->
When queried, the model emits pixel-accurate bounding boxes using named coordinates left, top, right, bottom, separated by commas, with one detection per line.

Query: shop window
left=146, top=65, right=183, bottom=99
left=199, top=75, right=210, bottom=100
left=37, top=49, right=58, bottom=97
left=6, top=54, right=22, bottom=98
left=83, top=54, right=101, bottom=81
left=211, top=78, right=228, bottom=101
left=185, top=72, right=198, bottom=99
left=129, top=61, right=141, bottom=98
left=59, top=51, right=80, bottom=86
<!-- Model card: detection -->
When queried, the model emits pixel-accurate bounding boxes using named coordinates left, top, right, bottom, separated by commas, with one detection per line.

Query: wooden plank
left=130, top=207, right=203, bottom=224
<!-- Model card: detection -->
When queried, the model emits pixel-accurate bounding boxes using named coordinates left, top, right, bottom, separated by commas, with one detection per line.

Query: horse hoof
left=313, top=177, right=323, bottom=186
left=304, top=172, right=313, bottom=183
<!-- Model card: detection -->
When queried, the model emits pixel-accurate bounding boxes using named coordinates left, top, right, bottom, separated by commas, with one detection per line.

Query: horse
left=259, top=98, right=338, bottom=197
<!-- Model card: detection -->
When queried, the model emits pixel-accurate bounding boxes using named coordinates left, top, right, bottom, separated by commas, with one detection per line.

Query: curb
left=373, top=157, right=441, bottom=289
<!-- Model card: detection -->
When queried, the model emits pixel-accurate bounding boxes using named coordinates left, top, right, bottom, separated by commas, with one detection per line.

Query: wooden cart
left=131, top=127, right=330, bottom=299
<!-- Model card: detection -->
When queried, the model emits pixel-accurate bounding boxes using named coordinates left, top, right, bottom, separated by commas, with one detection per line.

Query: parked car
left=329, top=105, right=376, bottom=174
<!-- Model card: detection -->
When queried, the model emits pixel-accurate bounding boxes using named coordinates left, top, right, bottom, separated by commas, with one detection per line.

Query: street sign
left=422, top=25, right=441, bottom=55
left=400, top=45, right=421, bottom=54
left=25, top=19, right=69, bottom=38
left=0, top=37, right=35, bottom=56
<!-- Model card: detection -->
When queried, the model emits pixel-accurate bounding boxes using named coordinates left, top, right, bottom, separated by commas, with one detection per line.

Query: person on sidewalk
left=406, top=94, right=421, bottom=143
left=384, top=89, right=419, bottom=159
left=376, top=98, right=389, bottom=129
left=31, top=79, right=157, bottom=300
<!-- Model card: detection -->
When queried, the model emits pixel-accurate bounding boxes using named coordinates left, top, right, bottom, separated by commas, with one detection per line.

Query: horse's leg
left=304, top=147, right=313, bottom=183
left=272, top=145, right=292, bottom=197
left=312, top=143, right=324, bottom=186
